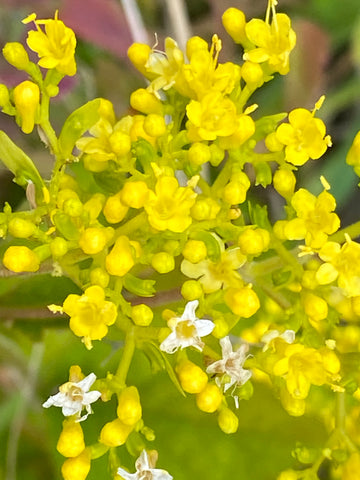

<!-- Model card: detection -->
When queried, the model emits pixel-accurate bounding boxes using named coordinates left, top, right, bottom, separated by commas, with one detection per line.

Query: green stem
left=329, top=220, right=360, bottom=243
left=116, top=326, right=136, bottom=388
left=115, top=212, right=147, bottom=237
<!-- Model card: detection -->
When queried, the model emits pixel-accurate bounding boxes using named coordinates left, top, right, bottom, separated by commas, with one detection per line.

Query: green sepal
left=142, top=341, right=186, bottom=397
left=253, top=112, right=287, bottom=141
left=133, top=138, right=157, bottom=176
left=0, top=130, right=46, bottom=204
left=58, top=98, right=103, bottom=158
left=52, top=212, right=80, bottom=241
left=254, top=161, right=272, bottom=187
left=123, top=273, right=156, bottom=297
left=248, top=202, right=271, bottom=230
left=292, top=442, right=319, bottom=465
left=234, top=380, right=254, bottom=401
left=191, top=231, right=222, bottom=262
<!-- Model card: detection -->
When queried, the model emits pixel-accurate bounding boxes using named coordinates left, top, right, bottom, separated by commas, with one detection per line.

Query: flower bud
left=120, top=181, right=149, bottom=209
left=117, top=386, right=142, bottom=426
left=222, top=8, right=247, bottom=44
left=0, top=84, right=10, bottom=107
left=181, top=280, right=203, bottom=301
left=13, top=80, right=40, bottom=134
left=176, top=360, right=208, bottom=394
left=109, top=130, right=132, bottom=156
left=8, top=217, right=36, bottom=238
left=61, top=449, right=91, bottom=480
left=57, top=419, right=85, bottom=458
left=188, top=142, right=211, bottom=166
left=224, top=287, right=260, bottom=318
left=238, top=228, right=270, bottom=256
left=218, top=407, right=238, bottom=434
left=3, top=245, right=40, bottom=272
left=127, top=43, right=151, bottom=75
left=151, top=252, right=175, bottom=274
left=196, top=383, right=223, bottom=413
left=303, top=292, right=328, bottom=322
left=50, top=237, right=69, bottom=258
left=99, top=418, right=133, bottom=447
left=130, top=88, right=163, bottom=115
left=103, top=193, right=129, bottom=224
left=79, top=227, right=109, bottom=255
left=90, top=267, right=110, bottom=288
left=273, top=168, right=296, bottom=198
left=131, top=303, right=153, bottom=326
left=143, top=114, right=166, bottom=137
left=3, top=42, right=30, bottom=70
left=241, top=61, right=264, bottom=85
left=105, top=235, right=135, bottom=277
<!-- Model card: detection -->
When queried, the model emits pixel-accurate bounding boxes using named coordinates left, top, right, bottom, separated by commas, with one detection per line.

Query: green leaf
left=0, top=130, right=46, bottom=204
left=58, top=98, right=103, bottom=158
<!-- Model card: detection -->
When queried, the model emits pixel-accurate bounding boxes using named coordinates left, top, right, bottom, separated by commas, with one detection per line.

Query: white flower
left=261, top=329, right=295, bottom=351
left=159, top=300, right=214, bottom=354
left=206, top=336, right=252, bottom=392
left=42, top=372, right=101, bottom=422
left=117, top=450, right=173, bottom=480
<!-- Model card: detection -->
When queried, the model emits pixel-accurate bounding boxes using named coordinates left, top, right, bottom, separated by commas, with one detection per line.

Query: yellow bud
left=57, top=189, right=80, bottom=210
left=61, top=449, right=91, bottom=480
left=79, top=227, right=109, bottom=255
left=196, top=383, right=223, bottom=413
left=346, top=131, right=360, bottom=167
left=209, top=144, right=225, bottom=167
left=182, top=240, right=207, bottom=263
left=109, top=130, right=131, bottom=156
left=3, top=245, right=40, bottom=272
left=241, top=61, right=263, bottom=85
left=0, top=84, right=10, bottom=107
left=130, top=88, right=163, bottom=115
left=222, top=8, right=246, bottom=44
left=83, top=193, right=106, bottom=222
left=186, top=36, right=208, bottom=60
left=99, top=418, right=133, bottom=447
left=90, top=267, right=110, bottom=288
left=212, top=318, right=230, bottom=339
left=131, top=303, right=153, bottom=326
left=303, top=292, right=328, bottom=322
left=105, top=235, right=135, bottom=276
left=8, top=217, right=35, bottom=238
left=218, top=407, right=238, bottom=434
left=191, top=198, right=220, bottom=221
left=13, top=80, right=40, bottom=134
left=117, top=386, right=142, bottom=426
left=223, top=173, right=250, bottom=204
left=57, top=419, right=85, bottom=458
left=265, top=132, right=284, bottom=152
left=83, top=156, right=108, bottom=172
left=50, top=237, right=69, bottom=258
left=143, top=114, right=166, bottom=137
left=273, top=169, right=296, bottom=198
left=181, top=280, right=203, bottom=301
left=280, top=386, right=305, bottom=417
left=103, top=192, right=129, bottom=224
left=120, top=181, right=149, bottom=209
left=63, top=197, right=83, bottom=217
left=277, top=470, right=298, bottom=480
left=127, top=43, right=152, bottom=75
left=188, top=142, right=211, bottom=166
left=151, top=251, right=175, bottom=273
left=238, top=228, right=270, bottom=255
left=176, top=360, right=208, bottom=394
left=224, top=287, right=260, bottom=318
left=3, top=42, right=30, bottom=70
left=301, top=270, right=318, bottom=290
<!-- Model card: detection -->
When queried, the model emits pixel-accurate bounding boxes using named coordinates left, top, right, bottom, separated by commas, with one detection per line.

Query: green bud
left=3, top=42, right=30, bottom=70
left=0, top=84, right=10, bottom=107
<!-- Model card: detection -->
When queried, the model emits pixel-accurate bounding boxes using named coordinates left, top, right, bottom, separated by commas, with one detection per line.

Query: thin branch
left=163, top=0, right=192, bottom=51
left=121, top=0, right=149, bottom=44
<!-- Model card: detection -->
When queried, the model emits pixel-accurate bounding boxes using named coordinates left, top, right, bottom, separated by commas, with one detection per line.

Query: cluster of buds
left=1, top=1, right=360, bottom=479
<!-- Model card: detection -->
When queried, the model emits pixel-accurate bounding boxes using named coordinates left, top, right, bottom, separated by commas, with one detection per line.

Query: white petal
left=280, top=330, right=296, bottom=344
left=151, top=470, right=173, bottom=480
left=181, top=300, right=199, bottom=321
left=219, top=336, right=233, bottom=358
left=194, top=319, right=214, bottom=337
left=116, top=467, right=137, bottom=479
left=159, top=332, right=180, bottom=354
left=83, top=390, right=102, bottom=405
left=76, top=373, right=97, bottom=392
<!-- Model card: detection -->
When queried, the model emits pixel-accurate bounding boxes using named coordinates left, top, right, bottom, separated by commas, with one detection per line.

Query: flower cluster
left=1, top=2, right=360, bottom=479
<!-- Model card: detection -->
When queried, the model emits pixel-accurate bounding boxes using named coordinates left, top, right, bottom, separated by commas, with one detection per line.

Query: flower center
left=176, top=320, right=196, bottom=340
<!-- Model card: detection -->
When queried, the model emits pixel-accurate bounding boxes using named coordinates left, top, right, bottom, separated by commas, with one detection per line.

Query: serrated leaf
left=0, top=130, right=46, bottom=204
left=58, top=98, right=103, bottom=158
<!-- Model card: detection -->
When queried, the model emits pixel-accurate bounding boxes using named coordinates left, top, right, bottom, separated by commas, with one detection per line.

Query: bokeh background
left=0, top=1, right=360, bottom=479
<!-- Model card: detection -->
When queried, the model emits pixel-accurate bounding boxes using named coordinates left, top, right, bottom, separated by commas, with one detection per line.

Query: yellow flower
left=276, top=108, right=331, bottom=166
left=282, top=188, right=340, bottom=249
left=186, top=92, right=239, bottom=141
left=13, top=80, right=40, bottom=134
left=145, top=176, right=197, bottom=232
left=181, top=245, right=245, bottom=293
left=273, top=344, right=340, bottom=399
left=23, top=11, right=76, bottom=76
left=244, top=13, right=296, bottom=75
left=62, top=285, right=117, bottom=349
left=316, top=236, right=360, bottom=297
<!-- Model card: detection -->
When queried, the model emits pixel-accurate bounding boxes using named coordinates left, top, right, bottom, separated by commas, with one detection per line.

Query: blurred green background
left=0, top=1, right=360, bottom=479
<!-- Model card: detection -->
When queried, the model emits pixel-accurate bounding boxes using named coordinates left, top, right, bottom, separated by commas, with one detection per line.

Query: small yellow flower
left=316, top=236, right=360, bottom=297
left=23, top=11, right=76, bottom=76
left=62, top=285, right=118, bottom=348
left=145, top=176, right=197, bottom=232
left=13, top=80, right=40, bottom=134
left=276, top=108, right=331, bottom=166
left=283, top=188, right=340, bottom=249
left=244, top=13, right=296, bottom=75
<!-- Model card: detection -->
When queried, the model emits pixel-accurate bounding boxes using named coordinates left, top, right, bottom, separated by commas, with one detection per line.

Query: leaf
left=58, top=98, right=103, bottom=158
left=123, top=274, right=156, bottom=297
left=0, top=131, right=46, bottom=204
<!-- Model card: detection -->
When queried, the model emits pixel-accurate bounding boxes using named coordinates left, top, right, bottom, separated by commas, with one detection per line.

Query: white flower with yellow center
left=117, top=450, right=173, bottom=480
left=42, top=372, right=101, bottom=421
left=206, top=336, right=251, bottom=392
left=160, top=300, right=214, bottom=354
